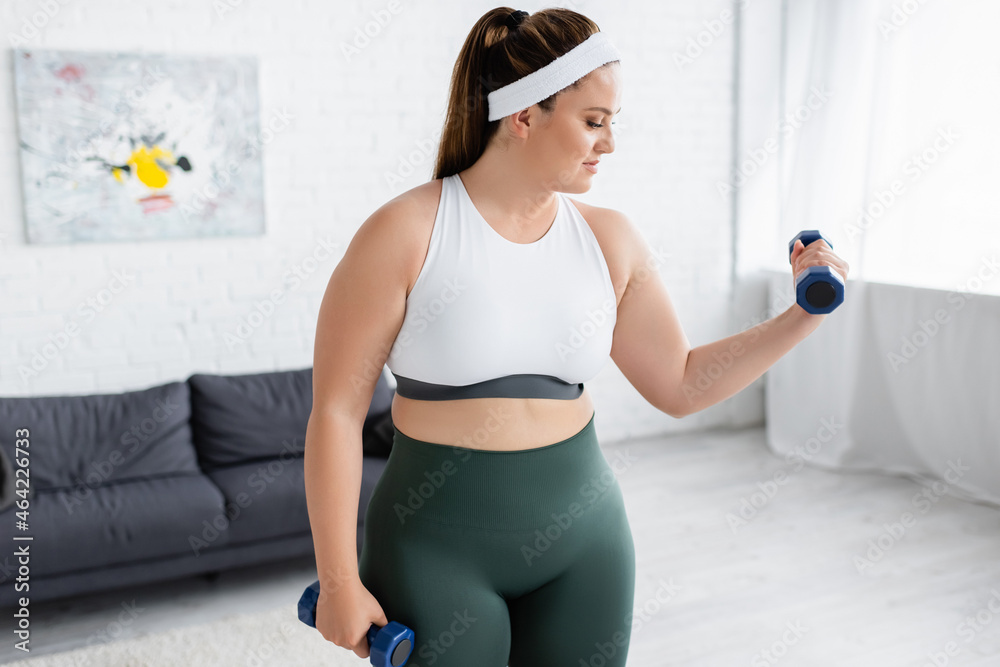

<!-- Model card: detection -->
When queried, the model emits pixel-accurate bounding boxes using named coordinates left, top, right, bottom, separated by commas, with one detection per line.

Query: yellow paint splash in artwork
left=126, top=144, right=176, bottom=189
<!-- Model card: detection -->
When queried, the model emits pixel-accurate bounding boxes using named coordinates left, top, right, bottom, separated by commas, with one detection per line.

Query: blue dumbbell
left=788, top=230, right=845, bottom=314
left=297, top=579, right=414, bottom=667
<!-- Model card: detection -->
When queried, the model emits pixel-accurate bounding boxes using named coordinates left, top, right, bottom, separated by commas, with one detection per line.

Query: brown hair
left=432, top=7, right=616, bottom=180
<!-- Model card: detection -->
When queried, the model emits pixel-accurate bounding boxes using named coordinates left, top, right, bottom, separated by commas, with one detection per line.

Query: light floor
left=4, top=425, right=1000, bottom=666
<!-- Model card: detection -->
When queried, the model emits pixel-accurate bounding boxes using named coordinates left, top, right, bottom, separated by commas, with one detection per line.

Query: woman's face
left=524, top=62, right=623, bottom=193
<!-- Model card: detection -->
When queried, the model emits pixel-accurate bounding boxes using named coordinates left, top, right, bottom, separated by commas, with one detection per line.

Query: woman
left=304, top=7, right=848, bottom=666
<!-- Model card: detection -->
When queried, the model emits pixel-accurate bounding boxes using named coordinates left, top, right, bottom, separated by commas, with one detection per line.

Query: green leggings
left=358, top=411, right=636, bottom=666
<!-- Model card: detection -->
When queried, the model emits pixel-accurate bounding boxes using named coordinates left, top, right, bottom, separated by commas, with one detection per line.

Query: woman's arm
left=608, top=213, right=849, bottom=418
left=674, top=304, right=824, bottom=415
left=304, top=413, right=367, bottom=588
left=305, top=197, right=421, bottom=589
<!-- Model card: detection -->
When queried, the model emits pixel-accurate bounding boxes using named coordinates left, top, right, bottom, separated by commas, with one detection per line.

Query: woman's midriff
left=389, top=389, right=596, bottom=451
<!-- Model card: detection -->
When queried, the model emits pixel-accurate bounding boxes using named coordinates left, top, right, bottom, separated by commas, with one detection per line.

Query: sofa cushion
left=2, top=473, right=228, bottom=577
left=0, top=443, right=14, bottom=512
left=188, top=366, right=394, bottom=471
left=205, top=456, right=310, bottom=543
left=0, top=382, right=198, bottom=496
left=205, top=454, right=389, bottom=546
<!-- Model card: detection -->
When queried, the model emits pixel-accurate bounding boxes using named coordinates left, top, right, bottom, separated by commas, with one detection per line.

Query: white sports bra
left=385, top=172, right=617, bottom=400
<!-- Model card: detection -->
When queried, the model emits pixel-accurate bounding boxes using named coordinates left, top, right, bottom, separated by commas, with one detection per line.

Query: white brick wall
left=0, top=0, right=750, bottom=444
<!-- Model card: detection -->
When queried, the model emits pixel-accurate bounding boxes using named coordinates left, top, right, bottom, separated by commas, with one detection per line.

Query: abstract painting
left=13, top=49, right=265, bottom=244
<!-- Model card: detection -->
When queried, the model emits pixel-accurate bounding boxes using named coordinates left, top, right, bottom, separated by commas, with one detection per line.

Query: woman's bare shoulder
left=355, top=179, right=444, bottom=297
left=565, top=196, right=636, bottom=244
left=369, top=178, right=442, bottom=227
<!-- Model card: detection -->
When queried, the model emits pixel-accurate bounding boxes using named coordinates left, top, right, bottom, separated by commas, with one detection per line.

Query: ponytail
left=432, top=7, right=605, bottom=180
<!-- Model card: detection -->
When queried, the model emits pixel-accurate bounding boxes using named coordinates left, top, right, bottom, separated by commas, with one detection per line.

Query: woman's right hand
left=315, top=577, right=389, bottom=660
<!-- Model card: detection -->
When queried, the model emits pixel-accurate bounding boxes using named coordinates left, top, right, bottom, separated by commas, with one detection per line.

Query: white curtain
left=775, top=0, right=882, bottom=274
left=766, top=271, right=1000, bottom=507
left=775, top=0, right=1000, bottom=284
left=761, top=0, right=1000, bottom=507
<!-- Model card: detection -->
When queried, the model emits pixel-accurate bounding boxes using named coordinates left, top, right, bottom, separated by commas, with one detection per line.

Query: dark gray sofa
left=0, top=366, right=395, bottom=608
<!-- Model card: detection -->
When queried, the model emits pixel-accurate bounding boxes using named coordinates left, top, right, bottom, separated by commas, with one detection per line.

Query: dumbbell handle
left=788, top=229, right=830, bottom=261
left=297, top=580, right=414, bottom=667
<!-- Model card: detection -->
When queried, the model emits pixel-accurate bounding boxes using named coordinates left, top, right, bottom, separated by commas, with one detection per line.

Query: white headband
left=487, top=32, right=622, bottom=122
